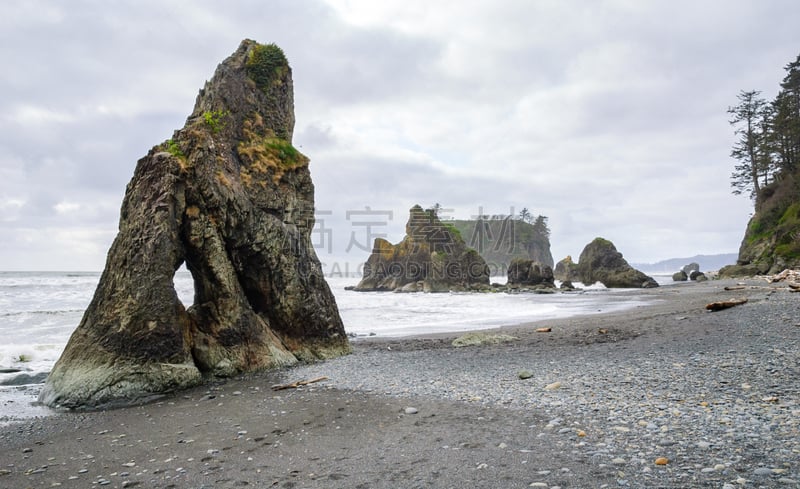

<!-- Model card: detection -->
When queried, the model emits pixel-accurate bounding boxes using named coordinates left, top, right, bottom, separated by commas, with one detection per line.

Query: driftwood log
left=705, top=298, right=748, bottom=312
left=271, top=376, right=329, bottom=391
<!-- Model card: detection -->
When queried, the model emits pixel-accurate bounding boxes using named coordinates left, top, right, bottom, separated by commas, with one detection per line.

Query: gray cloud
left=0, top=0, right=795, bottom=269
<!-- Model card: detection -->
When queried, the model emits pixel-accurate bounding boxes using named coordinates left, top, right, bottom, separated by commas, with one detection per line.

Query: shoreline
left=1, top=278, right=799, bottom=487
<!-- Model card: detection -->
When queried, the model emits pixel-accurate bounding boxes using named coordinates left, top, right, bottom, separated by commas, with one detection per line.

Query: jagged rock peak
left=190, top=39, right=295, bottom=143
left=39, top=41, right=349, bottom=410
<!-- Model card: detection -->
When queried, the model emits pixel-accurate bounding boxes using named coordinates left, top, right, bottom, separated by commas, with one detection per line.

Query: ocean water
left=0, top=271, right=673, bottom=424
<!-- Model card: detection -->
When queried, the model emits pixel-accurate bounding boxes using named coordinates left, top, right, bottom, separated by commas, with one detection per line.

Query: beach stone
left=754, top=467, right=774, bottom=476
left=544, top=381, right=562, bottom=391
left=452, top=333, right=517, bottom=348
left=38, top=40, right=350, bottom=410
left=654, top=457, right=669, bottom=465
left=404, top=407, right=418, bottom=415
left=518, top=370, right=534, bottom=380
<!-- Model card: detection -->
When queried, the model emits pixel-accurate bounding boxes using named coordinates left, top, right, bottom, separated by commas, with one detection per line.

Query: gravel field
left=281, top=279, right=800, bottom=488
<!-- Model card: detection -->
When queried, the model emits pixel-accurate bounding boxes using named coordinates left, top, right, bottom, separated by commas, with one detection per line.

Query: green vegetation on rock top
left=246, top=43, right=289, bottom=94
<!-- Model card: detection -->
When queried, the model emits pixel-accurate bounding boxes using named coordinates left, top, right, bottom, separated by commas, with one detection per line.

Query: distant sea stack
left=39, top=40, right=349, bottom=410
left=450, top=217, right=553, bottom=274
left=553, top=255, right=580, bottom=282
left=354, top=205, right=490, bottom=292
left=577, top=238, right=659, bottom=288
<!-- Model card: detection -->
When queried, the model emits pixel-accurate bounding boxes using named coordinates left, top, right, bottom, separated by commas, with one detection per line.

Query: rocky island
left=39, top=40, right=349, bottom=410
left=353, top=205, right=490, bottom=292
left=576, top=237, right=659, bottom=288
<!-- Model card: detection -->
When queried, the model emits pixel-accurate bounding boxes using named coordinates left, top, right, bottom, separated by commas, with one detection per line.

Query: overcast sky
left=1, top=1, right=798, bottom=272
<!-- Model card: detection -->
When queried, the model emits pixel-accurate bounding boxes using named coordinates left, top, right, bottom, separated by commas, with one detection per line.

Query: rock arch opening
left=173, top=262, right=196, bottom=309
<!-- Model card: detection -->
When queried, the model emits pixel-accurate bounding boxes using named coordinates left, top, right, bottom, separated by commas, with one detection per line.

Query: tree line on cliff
left=724, top=51, right=800, bottom=274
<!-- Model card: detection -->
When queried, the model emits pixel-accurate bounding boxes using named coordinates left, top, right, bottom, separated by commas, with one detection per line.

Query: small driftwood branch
left=705, top=298, right=748, bottom=312
left=271, top=376, right=329, bottom=391
left=723, top=286, right=746, bottom=291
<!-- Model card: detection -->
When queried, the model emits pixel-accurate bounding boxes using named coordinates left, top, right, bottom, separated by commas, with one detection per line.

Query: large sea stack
left=39, top=40, right=349, bottom=409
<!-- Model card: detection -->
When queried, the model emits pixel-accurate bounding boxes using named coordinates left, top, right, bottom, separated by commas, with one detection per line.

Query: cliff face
left=40, top=40, right=349, bottom=410
left=724, top=172, right=800, bottom=275
left=450, top=219, right=553, bottom=273
left=355, top=206, right=490, bottom=292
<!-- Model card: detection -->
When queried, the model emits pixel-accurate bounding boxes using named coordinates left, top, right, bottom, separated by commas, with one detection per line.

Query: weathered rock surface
left=689, top=270, right=708, bottom=282
left=681, top=262, right=700, bottom=275
left=39, top=40, right=349, bottom=410
left=724, top=173, right=800, bottom=275
left=553, top=255, right=580, bottom=282
left=672, top=270, right=688, bottom=282
left=354, top=205, right=490, bottom=292
left=507, top=258, right=555, bottom=289
left=577, top=238, right=659, bottom=288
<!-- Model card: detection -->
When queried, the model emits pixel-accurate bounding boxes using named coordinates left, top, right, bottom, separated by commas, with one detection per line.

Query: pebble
left=754, top=467, right=774, bottom=476
left=404, top=407, right=418, bottom=415
left=544, top=382, right=561, bottom=391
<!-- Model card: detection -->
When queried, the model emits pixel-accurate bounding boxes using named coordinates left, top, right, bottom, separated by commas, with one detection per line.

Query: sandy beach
left=1, top=278, right=798, bottom=488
